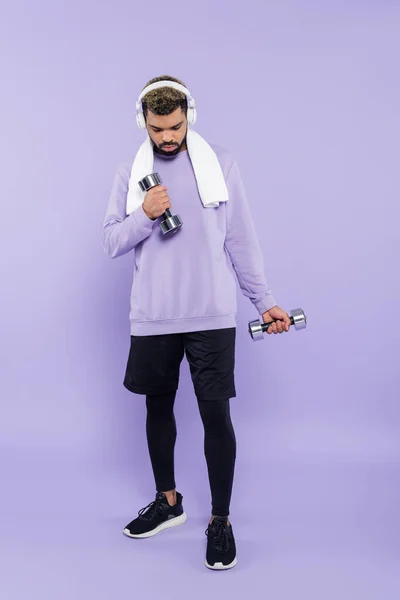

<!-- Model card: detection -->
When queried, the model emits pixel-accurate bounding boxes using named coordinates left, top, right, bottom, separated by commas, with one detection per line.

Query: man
left=102, top=75, right=290, bottom=570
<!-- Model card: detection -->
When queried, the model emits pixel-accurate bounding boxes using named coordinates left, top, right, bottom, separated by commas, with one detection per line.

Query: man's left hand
left=262, top=306, right=291, bottom=334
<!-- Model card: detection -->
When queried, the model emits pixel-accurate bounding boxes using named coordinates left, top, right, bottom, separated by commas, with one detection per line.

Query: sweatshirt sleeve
left=101, top=164, right=157, bottom=258
left=224, top=159, right=277, bottom=315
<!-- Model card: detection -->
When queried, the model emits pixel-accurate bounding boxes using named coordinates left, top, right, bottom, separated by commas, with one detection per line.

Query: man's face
left=146, top=107, right=188, bottom=156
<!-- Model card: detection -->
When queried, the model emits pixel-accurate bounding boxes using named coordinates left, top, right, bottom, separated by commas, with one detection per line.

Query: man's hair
left=141, top=75, right=188, bottom=120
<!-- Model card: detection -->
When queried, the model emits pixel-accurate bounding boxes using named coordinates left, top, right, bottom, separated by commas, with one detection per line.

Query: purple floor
left=2, top=455, right=398, bottom=599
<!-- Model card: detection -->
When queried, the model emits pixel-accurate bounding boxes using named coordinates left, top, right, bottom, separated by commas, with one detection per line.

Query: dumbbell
left=138, top=172, right=183, bottom=235
left=248, top=308, right=307, bottom=341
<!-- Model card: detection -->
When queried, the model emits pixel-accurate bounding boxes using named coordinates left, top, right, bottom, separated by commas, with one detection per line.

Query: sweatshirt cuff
left=253, top=294, right=278, bottom=315
left=132, top=204, right=157, bottom=230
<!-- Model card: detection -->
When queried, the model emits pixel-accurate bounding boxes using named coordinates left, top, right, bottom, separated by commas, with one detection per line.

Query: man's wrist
left=143, top=207, right=156, bottom=221
left=133, top=205, right=157, bottom=230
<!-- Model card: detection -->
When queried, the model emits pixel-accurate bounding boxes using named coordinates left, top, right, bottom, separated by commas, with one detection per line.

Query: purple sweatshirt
left=102, top=143, right=277, bottom=336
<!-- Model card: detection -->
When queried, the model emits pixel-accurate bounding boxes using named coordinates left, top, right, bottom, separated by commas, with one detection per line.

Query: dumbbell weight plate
left=160, top=213, right=183, bottom=235
left=138, top=173, right=163, bottom=191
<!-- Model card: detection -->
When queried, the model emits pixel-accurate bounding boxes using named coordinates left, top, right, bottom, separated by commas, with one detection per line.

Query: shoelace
left=138, top=498, right=165, bottom=520
left=205, top=518, right=231, bottom=553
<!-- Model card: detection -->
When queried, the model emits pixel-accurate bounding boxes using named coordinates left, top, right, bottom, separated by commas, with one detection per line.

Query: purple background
left=1, top=0, right=399, bottom=597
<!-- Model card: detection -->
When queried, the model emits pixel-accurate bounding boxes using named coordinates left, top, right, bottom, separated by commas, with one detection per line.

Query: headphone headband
left=137, top=81, right=193, bottom=105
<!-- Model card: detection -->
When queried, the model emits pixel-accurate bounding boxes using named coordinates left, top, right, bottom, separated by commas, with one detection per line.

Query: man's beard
left=153, top=137, right=186, bottom=157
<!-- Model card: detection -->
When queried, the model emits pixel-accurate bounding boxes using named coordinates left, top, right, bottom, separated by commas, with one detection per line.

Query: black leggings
left=145, top=391, right=236, bottom=518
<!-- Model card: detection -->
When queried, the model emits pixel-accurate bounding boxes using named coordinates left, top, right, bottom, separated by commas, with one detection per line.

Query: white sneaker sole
left=123, top=511, right=187, bottom=539
left=205, top=557, right=238, bottom=570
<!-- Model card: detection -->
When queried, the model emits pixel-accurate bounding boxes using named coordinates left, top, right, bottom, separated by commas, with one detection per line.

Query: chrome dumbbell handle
left=138, top=173, right=183, bottom=235
left=248, top=308, right=307, bottom=341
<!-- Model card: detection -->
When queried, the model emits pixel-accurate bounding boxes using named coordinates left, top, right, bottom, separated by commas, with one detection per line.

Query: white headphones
left=135, top=80, right=197, bottom=130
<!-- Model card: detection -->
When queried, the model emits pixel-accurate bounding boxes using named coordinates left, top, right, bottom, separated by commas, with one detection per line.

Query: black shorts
left=123, top=328, right=236, bottom=401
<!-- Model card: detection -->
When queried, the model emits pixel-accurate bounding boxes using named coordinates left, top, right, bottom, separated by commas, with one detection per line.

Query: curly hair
left=141, top=75, right=188, bottom=120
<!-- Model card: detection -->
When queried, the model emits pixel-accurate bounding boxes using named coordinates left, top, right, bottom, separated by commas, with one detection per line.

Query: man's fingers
left=265, top=314, right=291, bottom=334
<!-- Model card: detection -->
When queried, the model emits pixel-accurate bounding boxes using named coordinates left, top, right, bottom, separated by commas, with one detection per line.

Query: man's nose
left=162, top=131, right=173, bottom=142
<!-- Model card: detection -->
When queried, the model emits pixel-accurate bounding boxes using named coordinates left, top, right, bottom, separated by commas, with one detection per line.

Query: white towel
left=126, top=127, right=229, bottom=215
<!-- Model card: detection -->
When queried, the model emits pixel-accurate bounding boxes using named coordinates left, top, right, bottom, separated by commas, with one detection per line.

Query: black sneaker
left=123, top=491, right=187, bottom=538
left=205, top=516, right=237, bottom=570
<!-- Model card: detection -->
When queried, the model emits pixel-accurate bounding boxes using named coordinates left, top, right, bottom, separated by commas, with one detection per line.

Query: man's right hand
left=142, top=185, right=171, bottom=220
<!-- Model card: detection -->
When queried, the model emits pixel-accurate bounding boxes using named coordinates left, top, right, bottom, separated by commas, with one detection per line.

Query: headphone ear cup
left=136, top=111, right=146, bottom=130
left=186, top=96, right=196, bottom=125
left=187, top=100, right=196, bottom=124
